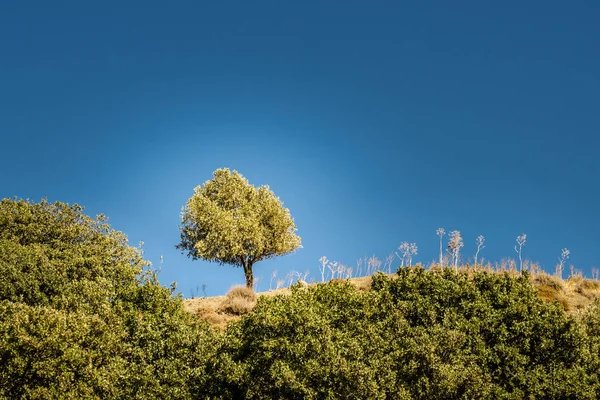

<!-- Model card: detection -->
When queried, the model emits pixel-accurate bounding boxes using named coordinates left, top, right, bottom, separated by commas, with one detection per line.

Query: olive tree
left=177, top=168, right=301, bottom=289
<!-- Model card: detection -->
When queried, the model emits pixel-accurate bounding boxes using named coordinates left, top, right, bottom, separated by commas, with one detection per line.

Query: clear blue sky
left=1, top=1, right=599, bottom=296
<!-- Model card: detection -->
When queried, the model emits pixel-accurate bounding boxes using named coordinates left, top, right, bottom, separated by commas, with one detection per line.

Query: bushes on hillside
left=578, top=299, right=600, bottom=398
left=0, top=199, right=216, bottom=399
left=1, top=198, right=599, bottom=398
left=208, top=268, right=598, bottom=399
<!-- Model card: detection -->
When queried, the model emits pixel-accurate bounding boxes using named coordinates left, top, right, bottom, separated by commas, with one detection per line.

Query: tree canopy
left=177, top=168, right=301, bottom=288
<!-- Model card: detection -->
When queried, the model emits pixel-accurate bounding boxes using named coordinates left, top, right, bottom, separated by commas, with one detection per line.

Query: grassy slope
left=183, top=267, right=600, bottom=330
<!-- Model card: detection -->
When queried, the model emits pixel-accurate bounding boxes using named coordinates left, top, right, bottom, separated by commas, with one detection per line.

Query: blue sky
left=1, top=1, right=599, bottom=296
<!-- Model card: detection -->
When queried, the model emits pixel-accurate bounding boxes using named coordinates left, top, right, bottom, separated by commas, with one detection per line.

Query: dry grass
left=183, top=275, right=386, bottom=328
left=529, top=272, right=600, bottom=312
left=194, top=305, right=239, bottom=331
left=182, top=268, right=600, bottom=329
left=183, top=286, right=256, bottom=330
left=218, top=286, right=257, bottom=315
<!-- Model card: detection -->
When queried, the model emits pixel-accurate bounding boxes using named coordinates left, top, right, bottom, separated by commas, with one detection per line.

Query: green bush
left=2, top=198, right=599, bottom=398
left=577, top=299, right=600, bottom=398
left=0, top=199, right=216, bottom=399
left=209, top=268, right=598, bottom=399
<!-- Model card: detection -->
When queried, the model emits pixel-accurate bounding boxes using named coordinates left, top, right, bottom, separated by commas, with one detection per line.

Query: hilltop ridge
left=183, top=266, right=600, bottom=330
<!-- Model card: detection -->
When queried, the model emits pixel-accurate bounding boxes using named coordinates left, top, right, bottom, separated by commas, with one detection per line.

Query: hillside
left=183, top=267, right=600, bottom=398
left=183, top=267, right=600, bottom=330
left=5, top=198, right=600, bottom=398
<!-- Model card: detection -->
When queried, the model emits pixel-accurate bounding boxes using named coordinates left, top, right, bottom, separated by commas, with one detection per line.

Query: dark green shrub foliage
left=578, top=299, right=600, bottom=398
left=0, top=199, right=216, bottom=399
left=210, top=268, right=598, bottom=399
left=1, top=198, right=599, bottom=398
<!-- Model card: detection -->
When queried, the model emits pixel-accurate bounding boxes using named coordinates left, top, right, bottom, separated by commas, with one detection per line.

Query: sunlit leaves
left=177, top=169, right=301, bottom=286
left=209, top=269, right=598, bottom=398
left=0, top=198, right=217, bottom=399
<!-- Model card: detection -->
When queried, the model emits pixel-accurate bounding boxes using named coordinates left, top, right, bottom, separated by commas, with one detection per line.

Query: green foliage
left=2, top=197, right=599, bottom=398
left=209, top=282, right=392, bottom=399
left=372, top=268, right=593, bottom=398
left=0, top=301, right=127, bottom=399
left=177, top=168, right=301, bottom=288
left=0, top=198, right=143, bottom=312
left=208, top=269, right=599, bottom=399
left=577, top=299, right=600, bottom=397
left=0, top=198, right=216, bottom=399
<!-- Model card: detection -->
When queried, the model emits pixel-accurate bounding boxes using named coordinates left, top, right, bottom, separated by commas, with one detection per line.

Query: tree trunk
left=243, top=260, right=254, bottom=289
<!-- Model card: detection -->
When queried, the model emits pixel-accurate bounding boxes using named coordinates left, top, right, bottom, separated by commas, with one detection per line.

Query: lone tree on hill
left=177, top=168, right=302, bottom=289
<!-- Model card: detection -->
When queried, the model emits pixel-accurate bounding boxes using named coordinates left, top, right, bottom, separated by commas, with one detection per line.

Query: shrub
left=577, top=300, right=600, bottom=397
left=0, top=199, right=217, bottom=399
left=208, top=269, right=598, bottom=399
